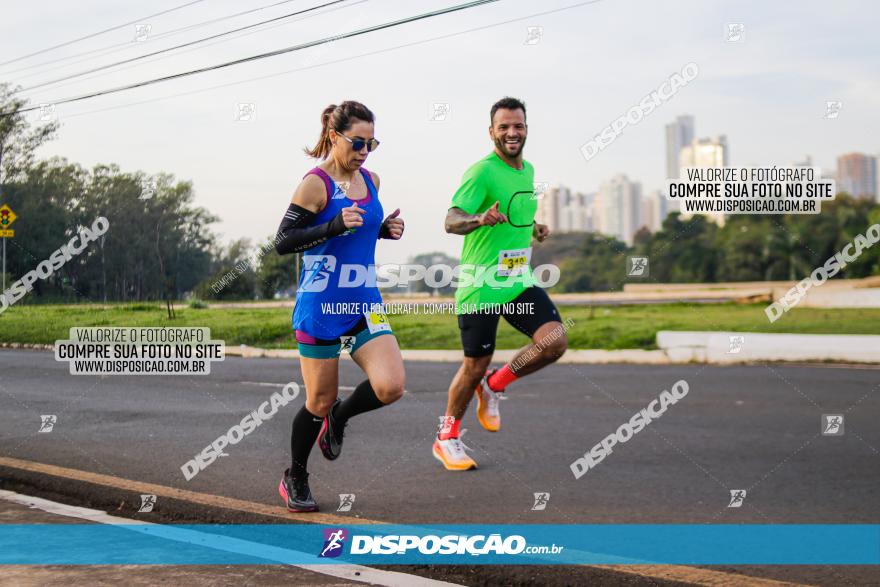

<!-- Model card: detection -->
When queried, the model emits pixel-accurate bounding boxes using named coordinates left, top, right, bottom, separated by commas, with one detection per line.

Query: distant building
left=555, top=186, right=576, bottom=232
left=665, top=115, right=695, bottom=180
left=792, top=155, right=813, bottom=168
left=679, top=135, right=729, bottom=226
left=642, top=190, right=669, bottom=232
left=577, top=192, right=597, bottom=232
left=679, top=135, right=729, bottom=169
left=536, top=185, right=561, bottom=232
left=538, top=181, right=666, bottom=244
left=596, top=174, right=642, bottom=245
left=537, top=186, right=595, bottom=233
left=836, top=152, right=877, bottom=200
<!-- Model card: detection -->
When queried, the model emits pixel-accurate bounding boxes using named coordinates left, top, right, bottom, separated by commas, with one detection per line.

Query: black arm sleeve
left=274, top=203, right=348, bottom=255
left=378, top=219, right=392, bottom=239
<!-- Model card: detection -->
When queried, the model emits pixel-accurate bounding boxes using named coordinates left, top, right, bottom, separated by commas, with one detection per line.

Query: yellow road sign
left=0, top=205, right=16, bottom=229
left=0, top=230, right=13, bottom=237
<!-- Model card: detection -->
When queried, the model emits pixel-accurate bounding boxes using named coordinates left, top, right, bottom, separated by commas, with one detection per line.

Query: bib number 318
left=497, top=247, right=532, bottom=277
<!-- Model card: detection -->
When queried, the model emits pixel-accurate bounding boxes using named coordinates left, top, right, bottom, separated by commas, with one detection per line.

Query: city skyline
left=535, top=110, right=878, bottom=245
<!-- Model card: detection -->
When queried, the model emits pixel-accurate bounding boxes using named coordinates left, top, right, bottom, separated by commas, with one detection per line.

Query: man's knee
left=462, top=355, right=492, bottom=381
left=535, top=324, right=567, bottom=363
left=541, top=333, right=567, bottom=362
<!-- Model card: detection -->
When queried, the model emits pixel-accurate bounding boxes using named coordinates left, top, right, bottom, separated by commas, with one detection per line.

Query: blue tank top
left=292, top=167, right=384, bottom=339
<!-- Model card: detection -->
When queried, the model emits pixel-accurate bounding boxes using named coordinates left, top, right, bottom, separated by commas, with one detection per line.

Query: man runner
left=433, top=97, right=568, bottom=470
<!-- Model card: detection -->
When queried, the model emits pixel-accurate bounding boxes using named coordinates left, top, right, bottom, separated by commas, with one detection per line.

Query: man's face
left=490, top=108, right=527, bottom=158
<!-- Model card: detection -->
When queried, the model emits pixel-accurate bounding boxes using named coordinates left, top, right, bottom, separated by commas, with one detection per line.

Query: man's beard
left=494, top=134, right=526, bottom=158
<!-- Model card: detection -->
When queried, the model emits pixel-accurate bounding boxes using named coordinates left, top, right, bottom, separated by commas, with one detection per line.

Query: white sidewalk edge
left=0, top=489, right=460, bottom=587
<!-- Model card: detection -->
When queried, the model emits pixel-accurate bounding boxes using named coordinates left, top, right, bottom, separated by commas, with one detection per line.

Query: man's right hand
left=478, top=201, right=508, bottom=226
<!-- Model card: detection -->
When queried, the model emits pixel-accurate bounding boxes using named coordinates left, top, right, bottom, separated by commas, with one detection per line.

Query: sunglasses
left=337, top=133, right=380, bottom=153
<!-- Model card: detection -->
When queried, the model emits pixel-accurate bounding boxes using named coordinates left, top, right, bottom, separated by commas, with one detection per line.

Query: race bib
left=497, top=247, right=532, bottom=277
left=364, top=311, right=392, bottom=334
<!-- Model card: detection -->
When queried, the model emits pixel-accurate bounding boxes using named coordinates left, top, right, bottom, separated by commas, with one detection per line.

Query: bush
left=188, top=298, right=208, bottom=309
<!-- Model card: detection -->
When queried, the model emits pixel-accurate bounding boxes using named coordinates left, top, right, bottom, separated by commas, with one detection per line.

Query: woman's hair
left=304, top=101, right=375, bottom=159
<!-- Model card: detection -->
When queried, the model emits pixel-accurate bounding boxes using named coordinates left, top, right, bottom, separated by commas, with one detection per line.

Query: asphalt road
left=0, top=348, right=877, bottom=586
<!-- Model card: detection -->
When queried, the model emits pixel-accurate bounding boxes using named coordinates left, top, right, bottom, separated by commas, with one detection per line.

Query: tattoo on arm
left=444, top=207, right=482, bottom=235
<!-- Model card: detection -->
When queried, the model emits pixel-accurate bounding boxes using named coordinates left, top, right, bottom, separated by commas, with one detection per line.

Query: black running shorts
left=457, top=286, right=561, bottom=357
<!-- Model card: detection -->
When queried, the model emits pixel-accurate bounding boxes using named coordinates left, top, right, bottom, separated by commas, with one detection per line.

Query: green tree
left=194, top=238, right=256, bottom=300
left=555, top=232, right=628, bottom=292
left=0, top=83, right=59, bottom=185
left=639, top=213, right=719, bottom=283
left=257, top=238, right=296, bottom=299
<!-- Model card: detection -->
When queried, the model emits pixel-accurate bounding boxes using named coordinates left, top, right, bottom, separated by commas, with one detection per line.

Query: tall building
left=665, top=115, right=695, bottom=179
left=556, top=186, right=575, bottom=232
left=679, top=135, right=729, bottom=226
left=642, top=190, right=669, bottom=232
left=537, top=186, right=596, bottom=233
left=536, top=186, right=561, bottom=232
left=596, top=174, right=642, bottom=245
left=576, top=192, right=597, bottom=232
left=836, top=153, right=878, bottom=200
left=679, top=135, right=729, bottom=168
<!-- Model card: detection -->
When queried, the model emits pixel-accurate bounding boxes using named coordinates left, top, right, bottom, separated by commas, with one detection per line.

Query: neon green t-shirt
left=450, top=152, right=538, bottom=312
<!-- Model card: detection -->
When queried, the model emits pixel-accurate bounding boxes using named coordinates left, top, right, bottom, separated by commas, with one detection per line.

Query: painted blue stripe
left=1, top=524, right=877, bottom=565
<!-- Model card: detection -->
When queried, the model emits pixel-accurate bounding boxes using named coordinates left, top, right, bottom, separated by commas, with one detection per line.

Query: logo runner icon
left=319, top=528, right=348, bottom=558
left=628, top=257, right=649, bottom=277
left=299, top=255, right=336, bottom=293
left=532, top=492, right=550, bottom=511
left=822, top=414, right=844, bottom=435
left=728, top=489, right=746, bottom=508
left=337, top=494, right=355, bottom=512
left=138, top=494, right=157, bottom=512
left=38, top=415, right=56, bottom=433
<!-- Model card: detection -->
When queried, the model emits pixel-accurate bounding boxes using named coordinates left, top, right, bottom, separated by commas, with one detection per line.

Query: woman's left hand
left=383, top=208, right=404, bottom=239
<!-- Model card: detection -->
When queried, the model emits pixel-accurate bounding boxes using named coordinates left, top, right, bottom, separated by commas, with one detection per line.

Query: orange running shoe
left=475, top=369, right=507, bottom=432
left=432, top=435, right=477, bottom=471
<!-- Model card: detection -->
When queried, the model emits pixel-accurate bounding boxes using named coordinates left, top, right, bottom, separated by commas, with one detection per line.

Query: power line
left=0, top=0, right=209, bottom=67
left=16, top=0, right=367, bottom=103
left=2, top=0, right=500, bottom=116
left=20, top=0, right=353, bottom=93
left=45, top=0, right=604, bottom=122
left=0, top=0, right=303, bottom=80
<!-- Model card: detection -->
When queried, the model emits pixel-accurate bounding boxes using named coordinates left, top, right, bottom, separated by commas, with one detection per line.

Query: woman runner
left=274, top=101, right=405, bottom=512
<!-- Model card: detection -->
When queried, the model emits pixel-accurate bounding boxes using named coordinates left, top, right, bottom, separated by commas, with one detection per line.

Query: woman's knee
left=305, top=393, right=337, bottom=416
left=372, top=377, right=405, bottom=404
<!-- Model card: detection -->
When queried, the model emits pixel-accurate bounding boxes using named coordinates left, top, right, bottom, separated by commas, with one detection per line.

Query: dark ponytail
left=304, top=100, right=375, bottom=159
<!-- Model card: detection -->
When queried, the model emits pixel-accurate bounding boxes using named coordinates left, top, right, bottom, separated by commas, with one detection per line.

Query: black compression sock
left=334, top=379, right=386, bottom=423
left=291, top=406, right=323, bottom=478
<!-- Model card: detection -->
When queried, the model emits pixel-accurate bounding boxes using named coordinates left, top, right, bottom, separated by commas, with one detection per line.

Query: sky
left=2, top=0, right=878, bottom=264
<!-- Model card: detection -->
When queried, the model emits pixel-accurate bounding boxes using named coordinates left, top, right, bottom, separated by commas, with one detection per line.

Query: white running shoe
left=432, top=432, right=477, bottom=471
left=475, top=370, right=507, bottom=432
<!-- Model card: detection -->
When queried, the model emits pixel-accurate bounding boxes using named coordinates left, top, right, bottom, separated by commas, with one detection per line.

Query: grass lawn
left=1, top=302, right=877, bottom=350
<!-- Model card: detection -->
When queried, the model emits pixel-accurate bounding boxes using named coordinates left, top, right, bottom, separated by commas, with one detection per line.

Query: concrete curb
left=0, top=343, right=54, bottom=351
left=657, top=331, right=880, bottom=364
